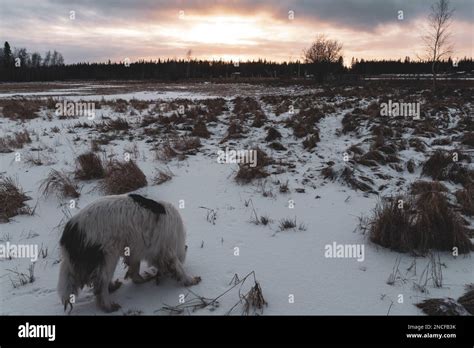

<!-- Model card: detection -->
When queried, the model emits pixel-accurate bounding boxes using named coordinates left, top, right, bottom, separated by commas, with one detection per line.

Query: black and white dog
left=57, top=194, right=201, bottom=312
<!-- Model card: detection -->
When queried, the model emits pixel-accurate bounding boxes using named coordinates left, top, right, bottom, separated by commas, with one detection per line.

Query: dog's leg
left=94, top=253, right=121, bottom=312
left=124, top=259, right=154, bottom=284
left=108, top=279, right=122, bottom=293
left=169, top=258, right=201, bottom=286
left=155, top=268, right=164, bottom=285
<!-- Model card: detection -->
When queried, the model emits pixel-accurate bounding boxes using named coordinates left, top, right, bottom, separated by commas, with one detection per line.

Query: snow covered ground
left=0, top=82, right=472, bottom=315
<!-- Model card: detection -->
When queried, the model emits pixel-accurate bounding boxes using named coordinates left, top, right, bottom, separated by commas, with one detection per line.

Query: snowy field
left=0, top=81, right=472, bottom=315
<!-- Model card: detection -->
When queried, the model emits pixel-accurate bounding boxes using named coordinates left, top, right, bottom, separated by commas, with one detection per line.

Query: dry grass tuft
left=268, top=142, right=286, bottom=151
left=458, top=288, right=474, bottom=315
left=155, top=137, right=200, bottom=161
left=265, top=127, right=282, bottom=141
left=279, top=180, right=290, bottom=193
left=111, top=99, right=128, bottom=113
left=368, top=188, right=472, bottom=254
left=155, top=143, right=181, bottom=161
left=421, top=150, right=455, bottom=179
left=278, top=217, right=297, bottom=231
left=173, top=136, right=202, bottom=153
left=130, top=99, right=150, bottom=111
left=0, top=130, right=31, bottom=153
left=74, top=152, right=105, bottom=180
left=461, top=132, right=474, bottom=147
left=234, top=148, right=274, bottom=184
left=416, top=298, right=467, bottom=316
left=303, top=134, right=320, bottom=150
left=235, top=165, right=269, bottom=184
left=220, top=121, right=244, bottom=143
left=153, top=167, right=174, bottom=185
left=102, top=160, right=147, bottom=194
left=410, top=181, right=447, bottom=195
left=242, top=281, right=267, bottom=315
left=407, top=159, right=415, bottom=173
left=0, top=98, right=42, bottom=120
left=341, top=167, right=374, bottom=192
left=409, top=138, right=427, bottom=152
left=455, top=185, right=474, bottom=216
left=191, top=119, right=211, bottom=138
left=341, top=111, right=368, bottom=134
left=105, top=118, right=130, bottom=131
left=40, top=169, right=80, bottom=199
left=422, top=150, right=473, bottom=186
left=321, top=165, right=336, bottom=180
left=0, top=177, right=32, bottom=222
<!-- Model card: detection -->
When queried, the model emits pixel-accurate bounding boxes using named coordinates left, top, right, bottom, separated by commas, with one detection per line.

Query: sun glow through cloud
left=181, top=15, right=264, bottom=45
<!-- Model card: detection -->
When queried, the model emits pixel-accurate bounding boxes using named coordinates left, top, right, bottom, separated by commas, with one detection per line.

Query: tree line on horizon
left=0, top=40, right=472, bottom=82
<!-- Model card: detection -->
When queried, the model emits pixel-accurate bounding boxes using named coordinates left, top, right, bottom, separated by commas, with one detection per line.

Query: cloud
left=0, top=0, right=472, bottom=62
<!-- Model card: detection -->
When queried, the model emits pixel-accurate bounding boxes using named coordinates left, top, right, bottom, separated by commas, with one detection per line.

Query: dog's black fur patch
left=129, top=194, right=166, bottom=217
left=60, top=220, right=104, bottom=285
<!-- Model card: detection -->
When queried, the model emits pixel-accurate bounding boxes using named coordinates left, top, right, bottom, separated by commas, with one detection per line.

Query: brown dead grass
left=74, top=152, right=105, bottom=180
left=40, top=169, right=80, bottom=199
left=455, top=185, right=474, bottom=216
left=303, top=134, right=319, bottom=150
left=416, top=298, right=467, bottom=316
left=0, top=98, right=42, bottom=120
left=265, top=127, right=282, bottom=142
left=409, top=138, right=427, bottom=152
left=321, top=165, right=337, bottom=180
left=0, top=177, right=32, bottom=222
left=461, top=132, right=474, bottom=147
left=410, top=181, right=448, bottom=195
left=173, top=136, right=202, bottom=153
left=407, top=159, right=415, bottom=173
left=341, top=167, right=374, bottom=192
left=130, top=99, right=150, bottom=111
left=368, top=187, right=472, bottom=254
left=111, top=99, right=129, bottom=113
left=422, top=150, right=473, bottom=186
left=235, top=165, right=269, bottom=183
left=153, top=167, right=174, bottom=185
left=458, top=288, right=474, bottom=315
left=105, top=118, right=130, bottom=131
left=0, top=130, right=31, bottom=153
left=220, top=121, right=245, bottom=143
left=235, top=148, right=273, bottom=184
left=102, top=160, right=147, bottom=194
left=155, top=143, right=181, bottom=161
left=191, top=119, right=211, bottom=138
left=201, top=98, right=227, bottom=122
left=268, top=142, right=286, bottom=151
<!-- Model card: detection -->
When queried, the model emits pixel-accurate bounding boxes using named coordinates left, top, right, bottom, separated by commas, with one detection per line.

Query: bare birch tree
left=422, top=0, right=454, bottom=89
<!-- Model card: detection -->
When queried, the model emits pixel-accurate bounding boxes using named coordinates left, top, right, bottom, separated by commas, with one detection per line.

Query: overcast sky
left=1, top=0, right=472, bottom=63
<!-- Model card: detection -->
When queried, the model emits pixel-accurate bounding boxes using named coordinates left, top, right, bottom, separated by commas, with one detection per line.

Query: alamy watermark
left=18, top=322, right=55, bottom=341
left=217, top=147, right=257, bottom=167
left=0, top=242, right=38, bottom=262
left=380, top=100, right=421, bottom=120
left=324, top=242, right=365, bottom=262
left=55, top=100, right=95, bottom=120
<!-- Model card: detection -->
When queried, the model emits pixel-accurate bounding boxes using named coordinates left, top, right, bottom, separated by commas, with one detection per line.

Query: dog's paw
left=108, top=279, right=122, bottom=293
left=184, top=276, right=201, bottom=286
left=100, top=302, right=121, bottom=313
left=131, top=275, right=147, bottom=284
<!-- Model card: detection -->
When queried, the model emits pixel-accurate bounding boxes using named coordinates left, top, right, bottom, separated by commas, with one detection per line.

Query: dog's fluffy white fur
left=57, top=194, right=200, bottom=312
